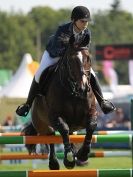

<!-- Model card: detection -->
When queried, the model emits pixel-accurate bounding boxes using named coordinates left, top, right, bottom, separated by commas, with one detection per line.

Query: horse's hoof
left=76, top=159, right=89, bottom=166
left=49, top=158, right=60, bottom=170
left=76, top=145, right=90, bottom=162
left=64, top=151, right=75, bottom=169
left=64, top=159, right=75, bottom=169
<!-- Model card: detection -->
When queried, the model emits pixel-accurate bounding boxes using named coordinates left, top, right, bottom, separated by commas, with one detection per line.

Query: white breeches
left=35, top=50, right=60, bottom=83
left=35, top=50, right=95, bottom=83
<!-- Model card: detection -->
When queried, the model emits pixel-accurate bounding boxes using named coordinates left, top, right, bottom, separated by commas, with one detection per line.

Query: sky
left=0, top=0, right=133, bottom=14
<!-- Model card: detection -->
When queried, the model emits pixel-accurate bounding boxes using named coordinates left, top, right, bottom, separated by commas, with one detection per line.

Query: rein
left=57, top=47, right=90, bottom=98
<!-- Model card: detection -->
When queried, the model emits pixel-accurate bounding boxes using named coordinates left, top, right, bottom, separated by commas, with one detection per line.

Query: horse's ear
left=69, top=35, right=75, bottom=45
left=80, top=34, right=90, bottom=47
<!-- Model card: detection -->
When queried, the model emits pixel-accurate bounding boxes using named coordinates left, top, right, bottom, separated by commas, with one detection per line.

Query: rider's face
left=74, top=19, right=89, bottom=32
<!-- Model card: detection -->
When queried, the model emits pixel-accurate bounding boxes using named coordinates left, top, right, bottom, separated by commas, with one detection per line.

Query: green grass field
left=0, top=157, right=132, bottom=170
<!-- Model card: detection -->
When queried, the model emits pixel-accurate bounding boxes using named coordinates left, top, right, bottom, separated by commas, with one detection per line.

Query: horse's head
left=59, top=35, right=91, bottom=97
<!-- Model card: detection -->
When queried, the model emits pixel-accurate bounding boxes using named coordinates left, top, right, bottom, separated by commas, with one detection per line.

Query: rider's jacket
left=46, top=22, right=91, bottom=58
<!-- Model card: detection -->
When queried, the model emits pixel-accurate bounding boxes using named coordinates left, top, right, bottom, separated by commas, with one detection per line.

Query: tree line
left=0, top=0, right=133, bottom=84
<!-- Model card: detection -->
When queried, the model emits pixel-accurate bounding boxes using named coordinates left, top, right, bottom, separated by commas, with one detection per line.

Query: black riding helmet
left=71, top=6, right=91, bottom=21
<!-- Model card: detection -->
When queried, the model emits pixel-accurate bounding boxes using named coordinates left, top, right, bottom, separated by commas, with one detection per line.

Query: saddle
left=39, top=63, right=58, bottom=95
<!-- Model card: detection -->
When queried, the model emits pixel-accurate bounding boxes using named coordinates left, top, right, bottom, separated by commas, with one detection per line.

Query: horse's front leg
left=49, top=144, right=60, bottom=170
left=52, top=117, right=75, bottom=169
left=76, top=117, right=97, bottom=164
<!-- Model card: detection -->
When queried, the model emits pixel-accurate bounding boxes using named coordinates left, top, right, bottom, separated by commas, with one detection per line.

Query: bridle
left=57, top=45, right=90, bottom=98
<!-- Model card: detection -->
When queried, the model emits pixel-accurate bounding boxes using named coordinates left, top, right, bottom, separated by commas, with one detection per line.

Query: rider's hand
left=81, top=50, right=91, bottom=70
left=81, top=49, right=90, bottom=58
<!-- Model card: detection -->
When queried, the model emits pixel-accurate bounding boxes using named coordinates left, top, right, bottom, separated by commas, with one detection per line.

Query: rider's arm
left=46, top=26, right=68, bottom=58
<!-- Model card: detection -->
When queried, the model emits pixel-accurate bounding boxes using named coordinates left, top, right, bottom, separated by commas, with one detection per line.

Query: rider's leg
left=16, top=51, right=60, bottom=117
left=16, top=77, right=39, bottom=117
left=90, top=68, right=116, bottom=114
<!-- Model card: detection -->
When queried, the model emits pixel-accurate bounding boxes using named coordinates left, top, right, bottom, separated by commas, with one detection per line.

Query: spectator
left=2, top=115, right=14, bottom=126
left=106, top=108, right=131, bottom=129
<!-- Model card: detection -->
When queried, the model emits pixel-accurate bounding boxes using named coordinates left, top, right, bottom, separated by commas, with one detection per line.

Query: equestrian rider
left=16, top=6, right=116, bottom=117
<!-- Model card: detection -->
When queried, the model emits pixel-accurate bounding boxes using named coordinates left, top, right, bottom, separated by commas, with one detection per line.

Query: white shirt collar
left=73, top=27, right=85, bottom=36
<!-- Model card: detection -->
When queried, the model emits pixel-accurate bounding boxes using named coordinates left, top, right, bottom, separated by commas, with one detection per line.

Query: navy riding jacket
left=46, top=22, right=91, bottom=58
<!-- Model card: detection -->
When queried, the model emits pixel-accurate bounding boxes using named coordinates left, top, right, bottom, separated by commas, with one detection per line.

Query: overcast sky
left=0, top=0, right=133, bottom=14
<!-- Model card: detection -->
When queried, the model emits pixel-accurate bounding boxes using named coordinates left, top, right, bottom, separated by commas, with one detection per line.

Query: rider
left=16, top=6, right=116, bottom=117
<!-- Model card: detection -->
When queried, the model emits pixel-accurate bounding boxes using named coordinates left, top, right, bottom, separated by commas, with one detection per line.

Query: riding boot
left=90, top=74, right=116, bottom=114
left=16, top=77, right=40, bottom=117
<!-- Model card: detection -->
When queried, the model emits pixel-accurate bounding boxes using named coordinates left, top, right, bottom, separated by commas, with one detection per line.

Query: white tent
left=0, top=53, right=39, bottom=98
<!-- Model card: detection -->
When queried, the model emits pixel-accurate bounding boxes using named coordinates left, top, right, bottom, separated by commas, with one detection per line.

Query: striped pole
left=0, top=132, right=24, bottom=136
left=2, top=125, right=132, bottom=135
left=0, top=169, right=132, bottom=177
left=0, top=125, right=21, bottom=131
left=0, top=151, right=131, bottom=160
left=1, top=130, right=133, bottom=137
left=73, top=130, right=133, bottom=135
left=0, top=153, right=48, bottom=160
left=93, top=130, right=133, bottom=135
left=0, top=134, right=132, bottom=144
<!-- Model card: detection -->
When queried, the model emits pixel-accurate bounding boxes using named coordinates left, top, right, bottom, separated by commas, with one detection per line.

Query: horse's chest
left=64, top=99, right=88, bottom=121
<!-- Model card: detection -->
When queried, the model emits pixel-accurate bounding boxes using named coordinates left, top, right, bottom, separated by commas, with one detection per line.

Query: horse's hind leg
left=49, top=144, right=60, bottom=170
left=21, top=121, right=37, bottom=154
left=76, top=117, right=97, bottom=164
left=51, top=116, right=75, bottom=169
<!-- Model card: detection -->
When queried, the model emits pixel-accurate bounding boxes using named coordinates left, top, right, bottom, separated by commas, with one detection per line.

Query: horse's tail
left=21, top=121, right=37, bottom=154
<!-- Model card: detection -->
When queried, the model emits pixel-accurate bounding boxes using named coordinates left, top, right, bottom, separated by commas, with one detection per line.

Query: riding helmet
left=71, top=6, right=91, bottom=21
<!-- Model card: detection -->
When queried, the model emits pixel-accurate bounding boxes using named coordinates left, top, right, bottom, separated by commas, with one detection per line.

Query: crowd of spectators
left=97, top=107, right=131, bottom=130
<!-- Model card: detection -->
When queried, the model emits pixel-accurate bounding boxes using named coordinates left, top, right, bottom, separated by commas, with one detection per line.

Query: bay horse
left=22, top=35, right=97, bottom=170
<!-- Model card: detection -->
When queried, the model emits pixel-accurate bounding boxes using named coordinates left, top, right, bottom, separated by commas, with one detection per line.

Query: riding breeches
left=35, top=50, right=96, bottom=83
left=35, top=50, right=60, bottom=83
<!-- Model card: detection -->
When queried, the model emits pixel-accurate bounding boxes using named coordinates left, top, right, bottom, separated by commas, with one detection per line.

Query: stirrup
left=101, top=99, right=116, bottom=114
left=16, top=104, right=30, bottom=117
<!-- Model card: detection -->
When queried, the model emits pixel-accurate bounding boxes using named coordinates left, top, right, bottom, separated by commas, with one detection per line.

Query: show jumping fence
left=0, top=150, right=131, bottom=160
left=0, top=134, right=132, bottom=144
left=0, top=100, right=133, bottom=176
left=0, top=134, right=132, bottom=176
left=0, top=169, right=132, bottom=177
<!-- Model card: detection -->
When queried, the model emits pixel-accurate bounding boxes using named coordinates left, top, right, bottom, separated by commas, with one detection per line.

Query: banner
left=96, top=44, right=133, bottom=60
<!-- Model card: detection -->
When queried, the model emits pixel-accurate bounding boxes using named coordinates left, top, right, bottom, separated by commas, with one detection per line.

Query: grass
left=0, top=157, right=132, bottom=170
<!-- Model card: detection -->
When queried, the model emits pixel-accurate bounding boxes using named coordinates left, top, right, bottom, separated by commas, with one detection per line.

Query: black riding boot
left=16, top=77, right=39, bottom=117
left=90, top=74, right=116, bottom=114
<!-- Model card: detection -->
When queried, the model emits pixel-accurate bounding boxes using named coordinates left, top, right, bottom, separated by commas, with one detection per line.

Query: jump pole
left=0, top=153, right=48, bottom=160
left=1, top=130, right=133, bottom=136
left=0, top=150, right=131, bottom=160
left=0, top=134, right=132, bottom=144
left=0, top=169, right=132, bottom=177
left=2, top=125, right=132, bottom=135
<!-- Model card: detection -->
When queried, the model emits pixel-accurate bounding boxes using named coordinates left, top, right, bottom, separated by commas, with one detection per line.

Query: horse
left=22, top=35, right=97, bottom=170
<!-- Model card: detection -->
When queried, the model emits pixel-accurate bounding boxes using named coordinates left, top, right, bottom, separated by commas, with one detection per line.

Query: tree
left=28, top=7, right=70, bottom=60
left=110, top=0, right=121, bottom=13
left=0, top=11, right=36, bottom=71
